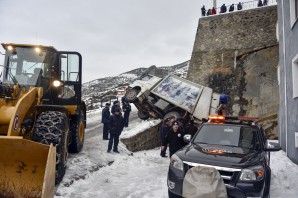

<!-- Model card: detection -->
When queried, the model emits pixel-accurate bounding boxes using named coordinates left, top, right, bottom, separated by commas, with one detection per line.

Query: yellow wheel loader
left=0, top=43, right=86, bottom=197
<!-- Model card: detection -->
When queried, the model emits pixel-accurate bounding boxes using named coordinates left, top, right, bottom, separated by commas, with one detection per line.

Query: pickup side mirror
left=264, top=141, right=281, bottom=152
left=184, top=134, right=192, bottom=143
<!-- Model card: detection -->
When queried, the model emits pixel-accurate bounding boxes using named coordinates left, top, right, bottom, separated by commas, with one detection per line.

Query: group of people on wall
left=101, top=97, right=131, bottom=153
left=201, top=0, right=269, bottom=17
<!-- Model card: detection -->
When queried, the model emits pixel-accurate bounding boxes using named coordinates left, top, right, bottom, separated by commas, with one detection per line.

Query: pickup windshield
left=3, top=47, right=53, bottom=86
left=194, top=125, right=260, bottom=150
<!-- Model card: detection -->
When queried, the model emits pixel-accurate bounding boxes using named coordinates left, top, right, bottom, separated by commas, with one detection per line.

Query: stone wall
left=120, top=123, right=162, bottom=152
left=188, top=5, right=279, bottom=118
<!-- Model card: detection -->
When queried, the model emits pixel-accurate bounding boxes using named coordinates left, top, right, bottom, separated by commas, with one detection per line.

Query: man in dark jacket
left=160, top=118, right=171, bottom=157
left=184, top=119, right=198, bottom=137
left=162, top=121, right=185, bottom=157
left=111, top=101, right=120, bottom=115
left=220, top=4, right=227, bottom=13
left=201, top=5, right=206, bottom=16
left=122, top=101, right=131, bottom=127
left=237, top=2, right=243, bottom=10
left=107, top=108, right=125, bottom=153
left=101, top=103, right=111, bottom=140
left=229, top=4, right=235, bottom=12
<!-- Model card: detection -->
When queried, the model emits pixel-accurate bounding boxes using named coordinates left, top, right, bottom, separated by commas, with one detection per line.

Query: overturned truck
left=125, top=74, right=221, bottom=123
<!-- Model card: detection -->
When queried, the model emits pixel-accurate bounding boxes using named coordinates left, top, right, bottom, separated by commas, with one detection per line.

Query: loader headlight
left=239, top=165, right=264, bottom=181
left=7, top=46, right=13, bottom=51
left=53, top=80, right=63, bottom=87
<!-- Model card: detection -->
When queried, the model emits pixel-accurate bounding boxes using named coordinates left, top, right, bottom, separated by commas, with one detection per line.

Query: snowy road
left=55, top=109, right=298, bottom=198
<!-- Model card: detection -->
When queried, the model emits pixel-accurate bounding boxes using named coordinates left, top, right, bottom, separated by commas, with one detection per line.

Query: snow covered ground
left=55, top=108, right=298, bottom=198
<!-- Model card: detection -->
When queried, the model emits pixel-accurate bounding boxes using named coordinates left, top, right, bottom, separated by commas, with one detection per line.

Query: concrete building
left=277, top=0, right=298, bottom=164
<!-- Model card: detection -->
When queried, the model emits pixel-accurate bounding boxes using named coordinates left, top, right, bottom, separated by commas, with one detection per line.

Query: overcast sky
left=0, top=0, right=246, bottom=83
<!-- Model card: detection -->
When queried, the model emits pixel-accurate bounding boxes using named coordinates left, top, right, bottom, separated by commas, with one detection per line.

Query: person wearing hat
left=107, top=107, right=125, bottom=153
left=160, top=118, right=171, bottom=157
left=101, top=102, right=111, bottom=140
left=162, top=120, right=186, bottom=157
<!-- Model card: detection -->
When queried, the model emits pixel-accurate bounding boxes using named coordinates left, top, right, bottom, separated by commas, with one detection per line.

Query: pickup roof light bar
left=208, top=115, right=259, bottom=125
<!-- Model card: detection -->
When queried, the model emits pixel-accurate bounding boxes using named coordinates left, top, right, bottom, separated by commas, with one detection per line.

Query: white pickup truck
left=125, top=74, right=221, bottom=123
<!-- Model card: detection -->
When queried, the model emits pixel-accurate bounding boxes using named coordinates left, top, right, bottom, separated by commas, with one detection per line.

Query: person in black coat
left=201, top=5, right=206, bottom=16
left=220, top=4, right=227, bottom=13
left=111, top=101, right=121, bottom=115
left=237, top=2, right=243, bottom=10
left=184, top=119, right=198, bottom=137
left=160, top=118, right=171, bottom=157
left=107, top=108, right=125, bottom=153
left=229, top=4, right=235, bottom=12
left=101, top=103, right=111, bottom=140
left=162, top=121, right=185, bottom=157
left=258, top=0, right=263, bottom=7
left=122, top=101, right=131, bottom=127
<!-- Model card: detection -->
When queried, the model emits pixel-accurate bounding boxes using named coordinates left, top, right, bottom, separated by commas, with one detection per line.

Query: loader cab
left=1, top=43, right=82, bottom=106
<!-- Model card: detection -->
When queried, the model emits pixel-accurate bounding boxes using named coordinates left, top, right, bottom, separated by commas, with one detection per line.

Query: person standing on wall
left=122, top=101, right=131, bottom=127
left=102, top=103, right=111, bottom=140
left=160, top=118, right=171, bottom=157
left=201, top=5, right=206, bottom=16
left=220, top=4, right=227, bottom=13
left=263, top=0, right=268, bottom=6
left=211, top=7, right=217, bottom=15
left=107, top=108, right=125, bottom=153
left=162, top=121, right=185, bottom=157
left=237, top=2, right=243, bottom=10
left=258, top=0, right=263, bottom=7
left=229, top=4, right=235, bottom=12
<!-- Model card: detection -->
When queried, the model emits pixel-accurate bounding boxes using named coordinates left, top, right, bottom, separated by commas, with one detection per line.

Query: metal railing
left=203, top=0, right=277, bottom=17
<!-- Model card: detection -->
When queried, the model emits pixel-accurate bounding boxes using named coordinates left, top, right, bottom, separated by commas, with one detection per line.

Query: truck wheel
left=164, top=111, right=180, bottom=124
left=138, top=110, right=150, bottom=120
left=125, top=88, right=138, bottom=102
left=31, top=111, right=69, bottom=184
left=68, top=110, right=85, bottom=153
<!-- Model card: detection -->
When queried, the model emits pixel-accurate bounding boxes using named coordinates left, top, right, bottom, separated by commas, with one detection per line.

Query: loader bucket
left=0, top=137, right=56, bottom=198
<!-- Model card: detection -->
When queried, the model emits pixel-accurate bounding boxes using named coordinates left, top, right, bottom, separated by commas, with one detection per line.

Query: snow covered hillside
left=55, top=109, right=298, bottom=198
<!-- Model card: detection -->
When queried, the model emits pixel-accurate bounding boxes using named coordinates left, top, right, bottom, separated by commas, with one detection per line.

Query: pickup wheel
left=125, top=89, right=138, bottom=102
left=138, top=110, right=150, bottom=120
left=164, top=111, right=180, bottom=124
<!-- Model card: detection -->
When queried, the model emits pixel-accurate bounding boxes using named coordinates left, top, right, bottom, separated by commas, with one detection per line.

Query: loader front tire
left=31, top=111, right=69, bottom=184
left=68, top=110, right=85, bottom=153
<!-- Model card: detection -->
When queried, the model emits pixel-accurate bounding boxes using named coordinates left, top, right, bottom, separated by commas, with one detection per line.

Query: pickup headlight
left=239, top=165, right=264, bottom=181
left=170, top=154, right=184, bottom=171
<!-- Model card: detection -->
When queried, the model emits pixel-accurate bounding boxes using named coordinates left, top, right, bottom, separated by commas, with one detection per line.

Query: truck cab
left=125, top=74, right=220, bottom=123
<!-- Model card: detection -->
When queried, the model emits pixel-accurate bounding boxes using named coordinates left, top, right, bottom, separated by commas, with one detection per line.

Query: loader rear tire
left=31, top=111, right=69, bottom=185
left=68, top=111, right=85, bottom=153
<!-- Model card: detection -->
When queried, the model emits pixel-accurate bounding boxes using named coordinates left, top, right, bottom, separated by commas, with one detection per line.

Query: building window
left=296, top=0, right=298, bottom=20
left=292, top=54, right=298, bottom=98
left=290, top=0, right=298, bottom=27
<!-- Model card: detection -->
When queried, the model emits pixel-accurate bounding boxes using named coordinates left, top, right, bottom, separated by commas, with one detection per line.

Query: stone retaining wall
left=120, top=123, right=162, bottom=152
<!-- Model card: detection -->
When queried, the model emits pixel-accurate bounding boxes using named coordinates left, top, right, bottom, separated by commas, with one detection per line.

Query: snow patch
left=121, top=119, right=161, bottom=139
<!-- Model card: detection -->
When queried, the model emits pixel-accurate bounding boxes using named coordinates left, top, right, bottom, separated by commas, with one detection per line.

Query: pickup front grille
left=183, top=161, right=241, bottom=185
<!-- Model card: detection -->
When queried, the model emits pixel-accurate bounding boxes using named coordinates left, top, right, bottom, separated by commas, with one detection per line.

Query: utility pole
left=213, top=0, right=217, bottom=8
